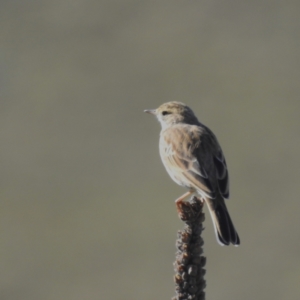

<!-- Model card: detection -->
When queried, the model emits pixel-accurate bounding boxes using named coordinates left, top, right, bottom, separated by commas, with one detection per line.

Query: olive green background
left=1, top=1, right=300, bottom=299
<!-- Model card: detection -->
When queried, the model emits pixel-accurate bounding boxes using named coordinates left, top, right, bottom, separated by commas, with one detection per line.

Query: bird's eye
left=162, top=111, right=170, bottom=116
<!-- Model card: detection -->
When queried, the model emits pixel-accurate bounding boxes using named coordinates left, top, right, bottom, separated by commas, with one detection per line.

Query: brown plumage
left=145, top=101, right=240, bottom=246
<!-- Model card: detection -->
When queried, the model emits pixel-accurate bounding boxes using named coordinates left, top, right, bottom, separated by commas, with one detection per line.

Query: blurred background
left=1, top=1, right=300, bottom=299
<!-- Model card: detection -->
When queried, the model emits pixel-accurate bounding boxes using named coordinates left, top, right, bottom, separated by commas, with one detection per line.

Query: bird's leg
left=175, top=190, right=194, bottom=204
left=175, top=190, right=194, bottom=214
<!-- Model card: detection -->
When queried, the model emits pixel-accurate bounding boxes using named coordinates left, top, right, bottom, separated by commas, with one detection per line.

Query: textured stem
left=172, top=197, right=206, bottom=300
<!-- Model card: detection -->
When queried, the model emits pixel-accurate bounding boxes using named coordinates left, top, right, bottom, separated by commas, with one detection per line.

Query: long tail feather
left=206, top=196, right=240, bottom=246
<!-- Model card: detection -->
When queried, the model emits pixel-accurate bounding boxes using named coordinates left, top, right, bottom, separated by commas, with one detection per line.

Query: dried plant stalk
left=172, top=197, right=206, bottom=300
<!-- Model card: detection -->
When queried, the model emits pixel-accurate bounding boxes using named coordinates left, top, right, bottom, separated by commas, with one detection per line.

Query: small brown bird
left=144, top=101, right=240, bottom=246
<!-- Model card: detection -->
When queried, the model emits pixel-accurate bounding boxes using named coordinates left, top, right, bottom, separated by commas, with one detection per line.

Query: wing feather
left=213, top=151, right=230, bottom=199
left=160, top=125, right=216, bottom=198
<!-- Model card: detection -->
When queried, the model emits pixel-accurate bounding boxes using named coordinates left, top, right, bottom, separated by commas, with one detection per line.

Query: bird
left=144, top=101, right=240, bottom=246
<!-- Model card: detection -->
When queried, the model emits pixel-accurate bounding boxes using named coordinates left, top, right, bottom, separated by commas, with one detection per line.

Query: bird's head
left=144, top=101, right=199, bottom=129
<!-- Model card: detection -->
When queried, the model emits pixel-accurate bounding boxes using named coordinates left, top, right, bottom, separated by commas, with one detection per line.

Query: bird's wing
left=191, top=126, right=230, bottom=199
left=161, top=126, right=216, bottom=198
left=212, top=149, right=230, bottom=199
left=162, top=125, right=230, bottom=199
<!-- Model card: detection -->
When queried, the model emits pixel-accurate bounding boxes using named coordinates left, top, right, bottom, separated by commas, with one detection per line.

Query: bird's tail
left=205, top=196, right=240, bottom=246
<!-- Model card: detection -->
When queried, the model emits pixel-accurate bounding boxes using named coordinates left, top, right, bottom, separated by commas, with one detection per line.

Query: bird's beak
left=144, top=109, right=156, bottom=115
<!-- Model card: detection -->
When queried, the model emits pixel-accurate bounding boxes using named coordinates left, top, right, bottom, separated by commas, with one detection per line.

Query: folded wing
left=161, top=125, right=230, bottom=200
